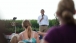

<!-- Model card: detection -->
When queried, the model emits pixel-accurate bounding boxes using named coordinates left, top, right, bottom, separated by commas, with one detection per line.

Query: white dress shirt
left=37, top=15, right=49, bottom=26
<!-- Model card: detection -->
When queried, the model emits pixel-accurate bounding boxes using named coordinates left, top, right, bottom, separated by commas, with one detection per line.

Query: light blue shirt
left=37, top=15, right=49, bottom=26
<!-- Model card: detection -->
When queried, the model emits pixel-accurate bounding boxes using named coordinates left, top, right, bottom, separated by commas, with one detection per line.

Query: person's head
left=22, top=20, right=31, bottom=29
left=22, top=20, right=32, bottom=39
left=40, top=9, right=45, bottom=15
left=56, top=0, right=75, bottom=25
left=10, top=34, right=19, bottom=43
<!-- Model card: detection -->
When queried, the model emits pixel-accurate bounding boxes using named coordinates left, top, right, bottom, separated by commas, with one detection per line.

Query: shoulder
left=33, top=31, right=39, bottom=37
left=44, top=15, right=48, bottom=16
left=32, top=31, right=38, bottom=39
left=18, top=31, right=24, bottom=40
left=19, top=31, right=24, bottom=36
left=33, top=31, right=38, bottom=35
left=47, top=26, right=59, bottom=32
left=44, top=15, right=48, bottom=18
left=44, top=26, right=60, bottom=42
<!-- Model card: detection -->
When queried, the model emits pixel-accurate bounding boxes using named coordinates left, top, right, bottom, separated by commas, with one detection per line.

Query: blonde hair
left=10, top=34, right=19, bottom=43
left=57, top=0, right=75, bottom=24
left=22, top=20, right=32, bottom=39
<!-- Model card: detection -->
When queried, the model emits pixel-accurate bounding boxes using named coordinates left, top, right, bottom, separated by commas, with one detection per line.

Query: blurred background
left=0, top=0, right=76, bottom=43
left=0, top=0, right=76, bottom=33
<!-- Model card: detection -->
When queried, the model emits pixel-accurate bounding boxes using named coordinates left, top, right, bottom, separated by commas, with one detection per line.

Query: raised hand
left=40, top=15, right=44, bottom=22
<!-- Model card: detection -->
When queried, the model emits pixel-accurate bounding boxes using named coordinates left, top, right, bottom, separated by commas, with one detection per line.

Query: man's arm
left=37, top=16, right=43, bottom=23
left=40, top=15, right=44, bottom=22
left=38, top=31, right=46, bottom=36
left=40, top=17, right=43, bottom=22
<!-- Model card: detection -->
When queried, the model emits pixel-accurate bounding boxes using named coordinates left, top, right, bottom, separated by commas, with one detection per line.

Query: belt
left=41, top=25, right=47, bottom=26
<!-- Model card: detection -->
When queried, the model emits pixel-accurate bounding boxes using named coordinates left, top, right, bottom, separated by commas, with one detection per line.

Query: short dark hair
left=41, top=9, right=44, bottom=11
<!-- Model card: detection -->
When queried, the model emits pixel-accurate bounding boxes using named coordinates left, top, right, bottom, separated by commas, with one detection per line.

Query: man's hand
left=37, top=31, right=42, bottom=35
left=37, top=31, right=46, bottom=36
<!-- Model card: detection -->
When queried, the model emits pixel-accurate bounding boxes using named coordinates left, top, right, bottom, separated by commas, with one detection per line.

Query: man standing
left=37, top=9, right=49, bottom=32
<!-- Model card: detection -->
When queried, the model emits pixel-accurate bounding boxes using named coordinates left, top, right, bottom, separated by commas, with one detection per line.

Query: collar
left=41, top=14, right=45, bottom=16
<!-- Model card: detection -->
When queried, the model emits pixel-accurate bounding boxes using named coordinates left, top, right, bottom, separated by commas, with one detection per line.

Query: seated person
left=18, top=20, right=40, bottom=43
